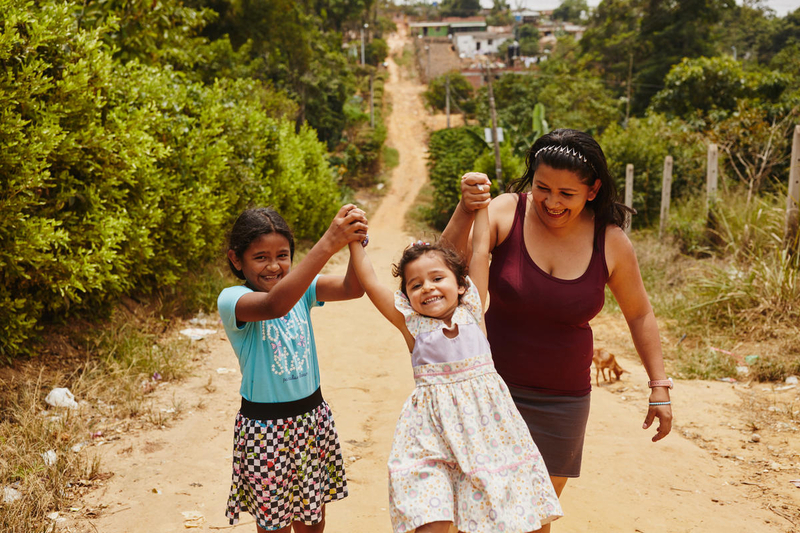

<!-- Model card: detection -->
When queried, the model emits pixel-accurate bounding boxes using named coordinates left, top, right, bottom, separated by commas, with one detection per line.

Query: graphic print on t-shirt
left=265, top=310, right=310, bottom=379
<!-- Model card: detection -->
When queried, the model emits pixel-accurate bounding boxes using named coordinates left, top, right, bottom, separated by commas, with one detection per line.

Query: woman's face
left=530, top=163, right=600, bottom=229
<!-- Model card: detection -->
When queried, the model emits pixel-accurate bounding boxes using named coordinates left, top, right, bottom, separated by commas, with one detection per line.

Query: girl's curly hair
left=391, top=241, right=469, bottom=298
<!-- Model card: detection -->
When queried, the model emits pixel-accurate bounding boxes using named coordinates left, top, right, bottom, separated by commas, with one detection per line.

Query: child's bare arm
left=470, top=206, right=491, bottom=309
left=234, top=205, right=367, bottom=322
left=316, top=237, right=367, bottom=302
left=348, top=241, right=415, bottom=349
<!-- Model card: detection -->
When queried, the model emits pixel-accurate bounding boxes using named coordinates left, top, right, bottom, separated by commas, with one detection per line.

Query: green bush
left=0, top=1, right=341, bottom=360
left=600, top=114, right=706, bottom=228
left=426, top=126, right=486, bottom=230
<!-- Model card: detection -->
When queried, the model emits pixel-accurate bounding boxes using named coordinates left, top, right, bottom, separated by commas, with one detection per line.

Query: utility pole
left=445, top=74, right=450, bottom=128
left=426, top=42, right=431, bottom=81
left=369, top=72, right=375, bottom=128
left=625, top=51, right=633, bottom=127
left=361, top=23, right=369, bottom=65
left=485, top=62, right=503, bottom=189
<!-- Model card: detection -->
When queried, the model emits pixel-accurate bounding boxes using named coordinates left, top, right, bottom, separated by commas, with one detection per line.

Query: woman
left=441, top=128, right=672, bottom=532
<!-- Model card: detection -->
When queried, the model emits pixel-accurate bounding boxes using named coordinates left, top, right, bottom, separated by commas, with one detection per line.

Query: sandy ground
left=66, top=29, right=800, bottom=533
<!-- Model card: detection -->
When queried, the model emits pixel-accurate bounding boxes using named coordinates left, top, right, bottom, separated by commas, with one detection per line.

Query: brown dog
left=593, top=348, right=627, bottom=386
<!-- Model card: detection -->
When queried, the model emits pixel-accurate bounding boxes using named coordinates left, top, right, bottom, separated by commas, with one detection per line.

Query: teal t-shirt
left=217, top=277, right=323, bottom=403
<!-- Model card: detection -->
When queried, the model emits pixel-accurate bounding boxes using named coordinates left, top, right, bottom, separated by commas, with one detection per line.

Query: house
left=512, top=9, right=541, bottom=24
left=454, top=31, right=515, bottom=59
left=409, top=17, right=487, bottom=38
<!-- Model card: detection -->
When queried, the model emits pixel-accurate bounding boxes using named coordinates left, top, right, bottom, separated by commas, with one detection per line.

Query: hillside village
left=407, top=8, right=586, bottom=87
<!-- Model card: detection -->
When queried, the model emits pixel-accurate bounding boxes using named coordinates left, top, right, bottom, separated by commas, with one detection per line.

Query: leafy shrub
left=600, top=114, right=706, bottom=228
left=0, top=1, right=341, bottom=360
left=426, top=126, right=486, bottom=230
left=423, top=72, right=476, bottom=114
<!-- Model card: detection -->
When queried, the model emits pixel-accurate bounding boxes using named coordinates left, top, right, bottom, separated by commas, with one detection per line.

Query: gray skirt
left=507, top=386, right=591, bottom=478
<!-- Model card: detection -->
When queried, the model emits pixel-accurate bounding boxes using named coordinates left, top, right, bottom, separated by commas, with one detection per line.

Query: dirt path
left=70, top=29, right=799, bottom=533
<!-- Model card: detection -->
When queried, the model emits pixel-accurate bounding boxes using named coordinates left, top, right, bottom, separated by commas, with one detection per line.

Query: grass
left=0, top=263, right=229, bottom=532
left=629, top=184, right=800, bottom=382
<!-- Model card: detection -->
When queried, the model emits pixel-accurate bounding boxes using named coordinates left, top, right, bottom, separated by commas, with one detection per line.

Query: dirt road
left=71, top=29, right=799, bottom=533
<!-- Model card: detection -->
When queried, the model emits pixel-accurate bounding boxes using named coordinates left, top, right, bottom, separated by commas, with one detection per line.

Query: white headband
left=534, top=144, right=593, bottom=171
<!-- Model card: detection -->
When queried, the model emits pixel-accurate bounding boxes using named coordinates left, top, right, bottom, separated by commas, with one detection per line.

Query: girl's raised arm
left=348, top=241, right=415, bottom=350
left=470, top=206, right=491, bottom=309
left=232, top=205, right=367, bottom=322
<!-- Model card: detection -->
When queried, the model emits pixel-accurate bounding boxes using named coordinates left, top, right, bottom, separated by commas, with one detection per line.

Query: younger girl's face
left=404, top=252, right=466, bottom=324
left=229, top=233, right=292, bottom=293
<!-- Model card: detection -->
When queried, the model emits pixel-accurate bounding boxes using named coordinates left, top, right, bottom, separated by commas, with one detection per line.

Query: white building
left=454, top=31, right=515, bottom=58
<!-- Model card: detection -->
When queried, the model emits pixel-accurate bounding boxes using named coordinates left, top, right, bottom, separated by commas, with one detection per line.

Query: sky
left=477, top=0, right=799, bottom=17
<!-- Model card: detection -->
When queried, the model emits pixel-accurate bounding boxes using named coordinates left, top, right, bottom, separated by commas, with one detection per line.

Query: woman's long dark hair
left=508, top=128, right=633, bottom=230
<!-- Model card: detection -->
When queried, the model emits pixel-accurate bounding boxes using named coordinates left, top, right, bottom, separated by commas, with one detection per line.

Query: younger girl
left=218, top=205, right=367, bottom=533
left=347, top=209, right=562, bottom=533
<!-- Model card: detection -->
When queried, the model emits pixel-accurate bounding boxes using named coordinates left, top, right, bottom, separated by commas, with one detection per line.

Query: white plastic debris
left=45, top=388, right=78, bottom=409
left=786, top=376, right=799, bottom=385
left=182, top=510, right=205, bottom=528
left=179, top=328, right=216, bottom=340
left=3, top=486, right=21, bottom=503
left=42, top=450, right=57, bottom=466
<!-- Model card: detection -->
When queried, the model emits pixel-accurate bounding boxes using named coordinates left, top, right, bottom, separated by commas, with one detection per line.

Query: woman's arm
left=605, top=226, right=672, bottom=442
left=232, top=205, right=367, bottom=322
left=441, top=172, right=492, bottom=260
left=470, top=206, right=491, bottom=309
left=347, top=241, right=415, bottom=350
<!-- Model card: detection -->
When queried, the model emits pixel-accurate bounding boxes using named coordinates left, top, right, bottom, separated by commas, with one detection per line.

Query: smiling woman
left=442, top=128, right=673, bottom=533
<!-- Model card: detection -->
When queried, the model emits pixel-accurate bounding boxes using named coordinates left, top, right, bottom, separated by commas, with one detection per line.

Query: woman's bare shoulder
left=603, top=224, right=637, bottom=273
left=489, top=192, right=520, bottom=213
left=489, top=192, right=521, bottom=248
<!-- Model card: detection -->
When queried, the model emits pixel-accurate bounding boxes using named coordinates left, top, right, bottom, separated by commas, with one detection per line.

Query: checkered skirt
left=225, top=401, right=348, bottom=530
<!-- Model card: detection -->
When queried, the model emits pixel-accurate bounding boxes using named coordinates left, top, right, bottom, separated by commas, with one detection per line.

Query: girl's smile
left=404, top=252, right=466, bottom=324
left=230, top=233, right=293, bottom=292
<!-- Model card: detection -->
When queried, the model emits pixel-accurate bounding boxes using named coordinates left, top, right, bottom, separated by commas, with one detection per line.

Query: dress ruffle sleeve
left=458, top=276, right=483, bottom=325
left=394, top=290, right=423, bottom=338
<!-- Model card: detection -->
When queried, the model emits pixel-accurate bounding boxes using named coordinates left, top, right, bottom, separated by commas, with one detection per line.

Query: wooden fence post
left=786, top=125, right=800, bottom=250
left=625, top=163, right=634, bottom=234
left=659, top=155, right=673, bottom=239
left=706, top=143, right=718, bottom=217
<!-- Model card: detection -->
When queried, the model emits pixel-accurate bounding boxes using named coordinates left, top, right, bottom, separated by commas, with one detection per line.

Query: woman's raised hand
left=460, top=172, right=492, bottom=213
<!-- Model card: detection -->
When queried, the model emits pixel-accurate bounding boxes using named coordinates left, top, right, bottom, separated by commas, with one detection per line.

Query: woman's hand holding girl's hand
left=459, top=172, right=492, bottom=213
left=324, top=204, right=368, bottom=251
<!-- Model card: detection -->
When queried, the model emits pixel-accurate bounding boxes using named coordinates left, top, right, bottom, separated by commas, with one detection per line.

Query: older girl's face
left=530, top=163, right=600, bottom=229
left=228, top=233, right=292, bottom=293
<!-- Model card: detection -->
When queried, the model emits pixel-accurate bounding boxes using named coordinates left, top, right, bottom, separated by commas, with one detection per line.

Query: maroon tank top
left=486, top=193, right=609, bottom=396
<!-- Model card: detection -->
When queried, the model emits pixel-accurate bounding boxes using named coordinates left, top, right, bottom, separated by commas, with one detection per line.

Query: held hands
left=643, top=389, right=673, bottom=442
left=324, top=204, right=368, bottom=252
left=460, top=172, right=492, bottom=214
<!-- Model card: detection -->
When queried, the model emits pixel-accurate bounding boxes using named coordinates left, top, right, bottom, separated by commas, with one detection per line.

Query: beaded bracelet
left=649, top=401, right=671, bottom=406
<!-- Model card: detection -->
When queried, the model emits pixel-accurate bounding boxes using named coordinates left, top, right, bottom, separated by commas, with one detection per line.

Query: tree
left=649, top=55, right=790, bottom=120
left=440, top=0, right=481, bottom=18
left=553, top=0, right=589, bottom=22
left=634, top=0, right=733, bottom=113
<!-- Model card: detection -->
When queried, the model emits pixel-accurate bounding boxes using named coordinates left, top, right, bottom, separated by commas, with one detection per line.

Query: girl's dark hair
left=227, top=208, right=294, bottom=280
left=391, top=242, right=469, bottom=299
left=508, top=128, right=633, bottom=230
